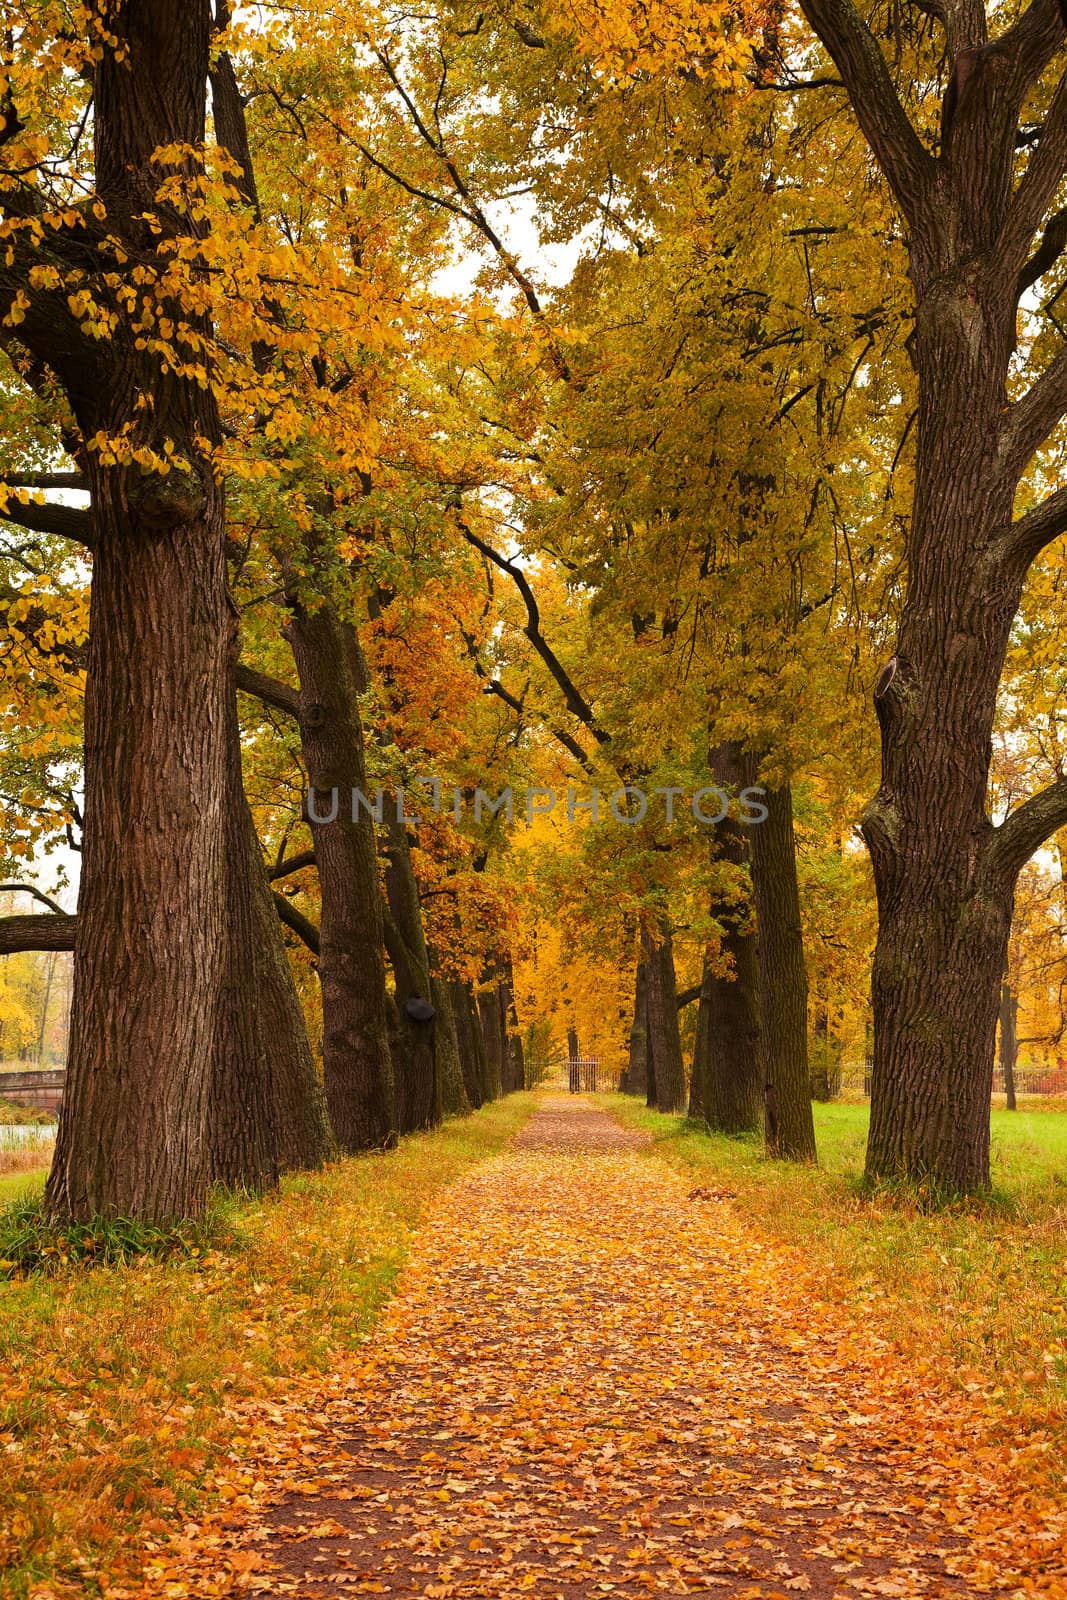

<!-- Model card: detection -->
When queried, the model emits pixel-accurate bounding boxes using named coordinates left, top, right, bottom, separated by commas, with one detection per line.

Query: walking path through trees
left=159, top=1102, right=1065, bottom=1599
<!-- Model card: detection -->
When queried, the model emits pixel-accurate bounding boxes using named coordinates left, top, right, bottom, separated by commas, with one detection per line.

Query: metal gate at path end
left=567, top=1058, right=600, bottom=1093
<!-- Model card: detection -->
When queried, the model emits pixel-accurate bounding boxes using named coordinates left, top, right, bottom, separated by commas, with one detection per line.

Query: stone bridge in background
left=1, top=1068, right=64, bottom=1116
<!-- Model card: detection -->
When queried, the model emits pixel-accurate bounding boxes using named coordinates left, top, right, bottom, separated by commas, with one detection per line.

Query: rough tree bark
left=27, top=5, right=236, bottom=1221
left=749, top=784, right=816, bottom=1160
left=452, top=979, right=491, bottom=1107
left=430, top=970, right=470, bottom=1115
left=283, top=596, right=395, bottom=1151
left=382, top=801, right=439, bottom=1135
left=799, top=0, right=1067, bottom=1189
left=477, top=967, right=505, bottom=1101
left=691, top=743, right=764, bottom=1135
left=641, top=919, right=687, bottom=1112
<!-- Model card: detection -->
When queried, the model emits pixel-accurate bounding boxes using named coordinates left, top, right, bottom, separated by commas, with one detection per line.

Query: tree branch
left=1001, top=482, right=1067, bottom=563
left=0, top=913, right=75, bottom=955
left=676, top=984, right=702, bottom=1009
left=234, top=661, right=300, bottom=719
left=1002, top=343, right=1067, bottom=475
left=268, top=849, right=316, bottom=882
left=991, top=776, right=1067, bottom=878
left=461, top=622, right=594, bottom=771
left=795, top=0, right=936, bottom=228
left=272, top=892, right=320, bottom=955
left=0, top=472, right=87, bottom=491
left=0, top=882, right=70, bottom=917
left=0, top=499, right=95, bottom=548
left=1016, top=204, right=1067, bottom=296
left=456, top=520, right=611, bottom=746
left=998, top=70, right=1067, bottom=282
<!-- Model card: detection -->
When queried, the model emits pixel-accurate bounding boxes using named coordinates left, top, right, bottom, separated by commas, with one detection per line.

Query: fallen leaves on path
left=146, top=1101, right=1067, bottom=1600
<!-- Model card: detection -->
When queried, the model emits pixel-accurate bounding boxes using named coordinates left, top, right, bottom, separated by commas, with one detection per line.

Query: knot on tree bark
left=124, top=467, right=209, bottom=535
left=872, top=653, right=914, bottom=735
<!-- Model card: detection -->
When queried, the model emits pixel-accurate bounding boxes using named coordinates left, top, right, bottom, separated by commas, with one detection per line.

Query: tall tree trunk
left=749, top=784, right=816, bottom=1160
left=999, top=978, right=1018, bottom=1112
left=35, top=952, right=57, bottom=1065
left=689, top=962, right=710, bottom=1119
left=498, top=960, right=524, bottom=1092
left=431, top=971, right=470, bottom=1115
left=799, top=0, right=1067, bottom=1194
left=478, top=970, right=504, bottom=1101
left=236, top=759, right=332, bottom=1173
left=641, top=919, right=687, bottom=1112
left=207, top=686, right=280, bottom=1194
left=566, top=1024, right=580, bottom=1062
left=625, top=962, right=649, bottom=1098
left=383, top=802, right=439, bottom=1134
left=693, top=742, right=764, bottom=1135
left=46, top=5, right=232, bottom=1222
left=811, top=1010, right=832, bottom=1103
left=284, top=597, right=394, bottom=1151
left=452, top=979, right=490, bottom=1107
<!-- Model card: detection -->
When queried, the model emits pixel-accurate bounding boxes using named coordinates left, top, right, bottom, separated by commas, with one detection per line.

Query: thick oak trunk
left=749, top=784, right=816, bottom=1160
left=207, top=683, right=280, bottom=1193
left=452, top=979, right=490, bottom=1107
left=45, top=4, right=234, bottom=1222
left=861, top=295, right=1021, bottom=1190
left=430, top=971, right=470, bottom=1116
left=796, top=0, right=1067, bottom=1191
left=48, top=484, right=228, bottom=1220
left=477, top=971, right=505, bottom=1101
left=641, top=920, right=687, bottom=1113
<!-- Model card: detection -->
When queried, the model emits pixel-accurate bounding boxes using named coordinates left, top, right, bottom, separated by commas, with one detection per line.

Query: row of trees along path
left=152, top=1100, right=1065, bottom=1599
left=9, top=0, right=1067, bottom=1223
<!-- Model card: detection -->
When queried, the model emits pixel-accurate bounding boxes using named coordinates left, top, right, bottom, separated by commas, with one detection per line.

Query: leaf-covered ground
left=152, top=1100, right=1067, bottom=1600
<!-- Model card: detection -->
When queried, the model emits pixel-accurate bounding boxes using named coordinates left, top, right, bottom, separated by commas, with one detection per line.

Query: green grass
left=0, top=1094, right=536, bottom=1600
left=0, top=1168, right=47, bottom=1204
left=806, top=1097, right=1067, bottom=1192
left=601, top=1094, right=1067, bottom=1491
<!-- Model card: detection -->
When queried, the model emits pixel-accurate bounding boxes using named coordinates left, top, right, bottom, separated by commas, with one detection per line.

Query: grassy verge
left=0, top=1093, right=534, bottom=1600
left=601, top=1095, right=1067, bottom=1488
left=0, top=1167, right=48, bottom=1203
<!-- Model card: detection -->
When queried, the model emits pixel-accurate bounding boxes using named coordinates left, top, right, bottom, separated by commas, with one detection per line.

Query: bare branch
left=998, top=70, right=1067, bottom=281
left=273, top=891, right=320, bottom=955
left=1001, top=482, right=1067, bottom=562
left=0, top=913, right=75, bottom=954
left=268, top=849, right=316, bottom=881
left=0, top=499, right=94, bottom=547
left=991, top=774, right=1067, bottom=878
left=0, top=472, right=86, bottom=491
left=234, top=661, right=300, bottom=719
left=0, top=882, right=70, bottom=916
left=1016, top=204, right=1067, bottom=295
left=1002, top=343, right=1067, bottom=474
left=456, top=520, right=611, bottom=746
